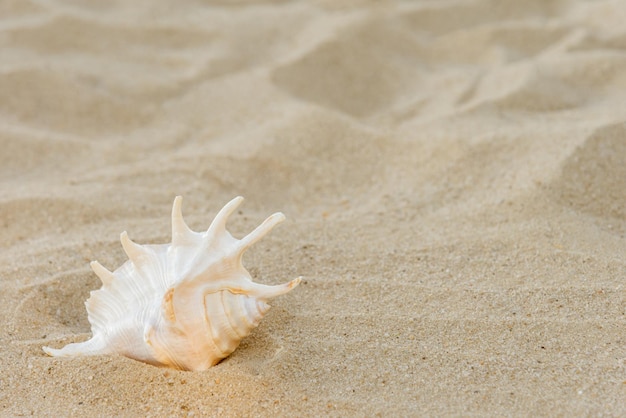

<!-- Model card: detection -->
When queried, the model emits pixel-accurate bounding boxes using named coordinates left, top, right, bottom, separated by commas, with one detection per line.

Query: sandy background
left=1, top=0, right=626, bottom=416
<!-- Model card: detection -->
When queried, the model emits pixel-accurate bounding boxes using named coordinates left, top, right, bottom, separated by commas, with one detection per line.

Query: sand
left=1, top=0, right=625, bottom=416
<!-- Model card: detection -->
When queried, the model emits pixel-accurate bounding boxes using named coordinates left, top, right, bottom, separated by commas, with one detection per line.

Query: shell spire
left=43, top=196, right=301, bottom=371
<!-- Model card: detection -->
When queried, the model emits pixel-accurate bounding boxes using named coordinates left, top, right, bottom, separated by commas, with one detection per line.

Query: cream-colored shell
left=43, top=196, right=300, bottom=371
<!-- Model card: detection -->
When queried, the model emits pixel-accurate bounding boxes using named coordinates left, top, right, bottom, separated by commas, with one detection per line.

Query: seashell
left=43, top=196, right=300, bottom=371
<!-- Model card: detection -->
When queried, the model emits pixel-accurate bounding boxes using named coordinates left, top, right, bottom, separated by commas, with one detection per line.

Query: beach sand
left=1, top=0, right=625, bottom=416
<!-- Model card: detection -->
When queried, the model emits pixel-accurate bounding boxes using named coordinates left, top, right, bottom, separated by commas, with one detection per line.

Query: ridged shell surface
left=43, top=196, right=300, bottom=371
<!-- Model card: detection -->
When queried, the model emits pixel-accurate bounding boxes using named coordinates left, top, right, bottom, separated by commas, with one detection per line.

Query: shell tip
left=237, top=211, right=286, bottom=253
left=289, top=276, right=302, bottom=289
left=172, top=196, right=184, bottom=215
left=120, top=231, right=148, bottom=264
left=206, top=196, right=245, bottom=237
left=90, top=260, right=115, bottom=285
left=172, top=195, right=198, bottom=246
left=42, top=346, right=60, bottom=357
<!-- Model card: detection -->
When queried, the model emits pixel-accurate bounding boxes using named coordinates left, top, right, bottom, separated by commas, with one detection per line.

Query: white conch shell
left=43, top=196, right=300, bottom=371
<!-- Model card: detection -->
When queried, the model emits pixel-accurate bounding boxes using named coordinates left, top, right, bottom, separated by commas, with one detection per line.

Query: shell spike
left=91, top=261, right=114, bottom=286
left=171, top=196, right=196, bottom=247
left=249, top=276, right=302, bottom=301
left=120, top=231, right=149, bottom=265
left=205, top=196, right=244, bottom=238
left=43, top=335, right=109, bottom=357
left=237, top=212, right=285, bottom=254
left=42, top=346, right=64, bottom=357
